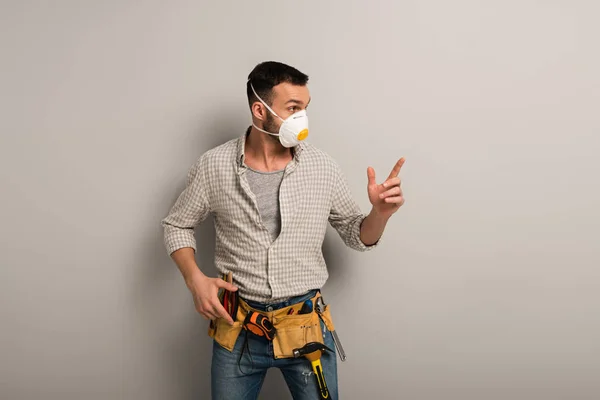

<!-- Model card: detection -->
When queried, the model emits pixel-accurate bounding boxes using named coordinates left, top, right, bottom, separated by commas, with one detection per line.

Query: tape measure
left=243, top=310, right=276, bottom=341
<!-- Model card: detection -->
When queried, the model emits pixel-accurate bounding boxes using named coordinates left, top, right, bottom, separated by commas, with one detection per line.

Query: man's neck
left=244, top=127, right=293, bottom=172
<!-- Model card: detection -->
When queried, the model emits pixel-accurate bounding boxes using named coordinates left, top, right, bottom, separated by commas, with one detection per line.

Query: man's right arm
left=170, top=247, right=237, bottom=324
left=161, top=156, right=237, bottom=324
left=161, top=156, right=210, bottom=257
left=171, top=247, right=205, bottom=292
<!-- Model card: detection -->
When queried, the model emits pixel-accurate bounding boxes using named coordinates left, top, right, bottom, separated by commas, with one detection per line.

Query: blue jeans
left=211, top=289, right=339, bottom=399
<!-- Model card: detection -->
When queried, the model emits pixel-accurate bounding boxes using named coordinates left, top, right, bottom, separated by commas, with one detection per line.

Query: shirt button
left=267, top=306, right=273, bottom=312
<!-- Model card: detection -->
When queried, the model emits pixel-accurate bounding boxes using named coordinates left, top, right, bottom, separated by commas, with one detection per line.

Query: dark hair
left=247, top=61, right=309, bottom=108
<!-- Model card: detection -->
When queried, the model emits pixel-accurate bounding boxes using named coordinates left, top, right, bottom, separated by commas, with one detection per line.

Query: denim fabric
left=211, top=290, right=338, bottom=399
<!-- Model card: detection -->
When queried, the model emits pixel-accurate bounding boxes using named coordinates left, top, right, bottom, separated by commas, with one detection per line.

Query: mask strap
left=252, top=123, right=279, bottom=137
left=249, top=80, right=283, bottom=121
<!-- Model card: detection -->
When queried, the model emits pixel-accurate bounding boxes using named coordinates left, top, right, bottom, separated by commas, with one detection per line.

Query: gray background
left=1, top=1, right=599, bottom=399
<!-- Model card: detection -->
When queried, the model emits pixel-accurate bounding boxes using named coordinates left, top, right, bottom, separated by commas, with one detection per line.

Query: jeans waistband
left=242, top=289, right=319, bottom=312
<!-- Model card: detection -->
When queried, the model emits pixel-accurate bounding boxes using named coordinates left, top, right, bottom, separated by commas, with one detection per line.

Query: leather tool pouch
left=209, top=292, right=336, bottom=359
left=271, top=306, right=323, bottom=359
left=208, top=305, right=245, bottom=352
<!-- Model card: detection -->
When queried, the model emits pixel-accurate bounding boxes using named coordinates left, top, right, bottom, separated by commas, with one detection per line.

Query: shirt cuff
left=164, top=228, right=197, bottom=256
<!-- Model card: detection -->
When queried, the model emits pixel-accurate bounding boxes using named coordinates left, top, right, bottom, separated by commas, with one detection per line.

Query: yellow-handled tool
left=293, top=342, right=334, bottom=399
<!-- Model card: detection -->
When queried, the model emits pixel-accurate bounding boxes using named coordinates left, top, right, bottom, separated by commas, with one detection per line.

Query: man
left=161, top=61, right=405, bottom=399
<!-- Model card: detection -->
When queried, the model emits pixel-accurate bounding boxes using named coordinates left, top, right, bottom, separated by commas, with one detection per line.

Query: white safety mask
left=250, top=82, right=309, bottom=148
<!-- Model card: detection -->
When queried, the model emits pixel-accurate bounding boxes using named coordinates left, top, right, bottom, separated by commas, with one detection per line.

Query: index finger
left=212, top=301, right=234, bottom=325
left=387, top=157, right=405, bottom=180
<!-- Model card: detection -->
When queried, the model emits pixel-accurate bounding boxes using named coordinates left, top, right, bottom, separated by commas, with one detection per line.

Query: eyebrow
left=286, top=97, right=312, bottom=106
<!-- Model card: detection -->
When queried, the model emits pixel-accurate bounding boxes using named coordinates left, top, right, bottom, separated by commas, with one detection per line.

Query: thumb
left=367, top=166, right=376, bottom=186
left=216, top=279, right=238, bottom=292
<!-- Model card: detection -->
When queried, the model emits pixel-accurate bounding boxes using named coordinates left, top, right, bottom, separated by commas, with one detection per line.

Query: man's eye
left=289, top=107, right=297, bottom=112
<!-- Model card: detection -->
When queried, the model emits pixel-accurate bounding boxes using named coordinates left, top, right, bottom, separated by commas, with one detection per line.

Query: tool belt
left=208, top=291, right=336, bottom=359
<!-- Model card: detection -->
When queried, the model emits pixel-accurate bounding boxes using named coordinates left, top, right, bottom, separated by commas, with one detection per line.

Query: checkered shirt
left=161, top=130, right=379, bottom=302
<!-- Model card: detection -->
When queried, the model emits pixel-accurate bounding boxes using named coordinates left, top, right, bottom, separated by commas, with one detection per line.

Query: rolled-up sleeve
left=328, top=164, right=380, bottom=252
left=161, top=156, right=211, bottom=256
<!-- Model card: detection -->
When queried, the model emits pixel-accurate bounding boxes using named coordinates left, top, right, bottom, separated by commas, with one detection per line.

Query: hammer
left=293, top=342, right=334, bottom=399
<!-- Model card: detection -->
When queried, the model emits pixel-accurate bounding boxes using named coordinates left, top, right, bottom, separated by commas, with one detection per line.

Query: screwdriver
left=298, top=299, right=313, bottom=314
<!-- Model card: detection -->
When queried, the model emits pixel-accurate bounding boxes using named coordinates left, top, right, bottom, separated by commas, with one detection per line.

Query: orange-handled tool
left=243, top=310, right=276, bottom=341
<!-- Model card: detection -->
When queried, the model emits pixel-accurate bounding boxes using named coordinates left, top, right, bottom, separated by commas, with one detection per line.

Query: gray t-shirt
left=245, top=166, right=284, bottom=242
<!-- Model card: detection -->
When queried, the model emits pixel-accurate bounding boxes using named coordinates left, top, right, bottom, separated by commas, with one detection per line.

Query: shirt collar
left=237, top=126, right=304, bottom=169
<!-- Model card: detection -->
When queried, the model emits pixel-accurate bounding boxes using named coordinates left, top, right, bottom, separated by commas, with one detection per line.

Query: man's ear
left=251, top=102, right=266, bottom=121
